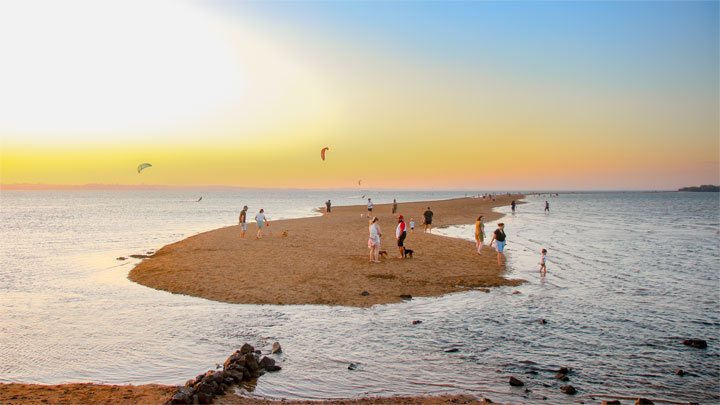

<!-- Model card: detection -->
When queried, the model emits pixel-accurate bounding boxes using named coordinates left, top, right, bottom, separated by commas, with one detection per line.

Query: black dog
left=403, top=248, right=414, bottom=258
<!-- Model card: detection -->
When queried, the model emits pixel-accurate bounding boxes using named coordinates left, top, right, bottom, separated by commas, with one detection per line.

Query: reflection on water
left=1, top=191, right=718, bottom=403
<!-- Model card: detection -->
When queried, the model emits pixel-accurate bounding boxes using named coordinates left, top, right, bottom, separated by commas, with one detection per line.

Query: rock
left=192, top=394, right=199, bottom=405
left=197, top=391, right=213, bottom=405
left=205, top=372, right=223, bottom=384
left=445, top=348, right=460, bottom=353
left=184, top=379, right=195, bottom=387
left=601, top=401, right=621, bottom=405
left=348, top=363, right=358, bottom=370
left=512, top=290, right=520, bottom=294
left=539, top=319, right=547, bottom=324
left=265, top=365, right=282, bottom=372
left=240, top=343, right=255, bottom=354
left=361, top=291, right=370, bottom=296
left=259, top=356, right=276, bottom=369
left=170, top=391, right=191, bottom=405
left=224, top=353, right=243, bottom=369
left=525, top=370, right=538, bottom=375
left=129, top=254, right=152, bottom=259
left=223, top=377, right=234, bottom=385
left=212, top=382, right=224, bottom=395
left=560, top=385, right=577, bottom=395
left=271, top=341, right=282, bottom=354
left=478, top=288, right=490, bottom=293
left=508, top=376, right=524, bottom=386
left=634, top=399, right=654, bottom=405
left=676, top=369, right=685, bottom=376
left=481, top=398, right=493, bottom=403
left=557, top=367, right=570, bottom=375
left=399, top=294, right=412, bottom=300
left=243, top=353, right=259, bottom=372
left=196, top=383, right=213, bottom=396
left=224, top=368, right=244, bottom=383
left=682, top=339, right=707, bottom=349
left=412, top=320, right=422, bottom=325
left=116, top=257, right=127, bottom=261
left=555, top=372, right=569, bottom=381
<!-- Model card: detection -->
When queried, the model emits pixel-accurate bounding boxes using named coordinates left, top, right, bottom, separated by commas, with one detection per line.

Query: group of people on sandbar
left=238, top=206, right=269, bottom=239
left=475, top=216, right=507, bottom=266
left=367, top=200, right=426, bottom=263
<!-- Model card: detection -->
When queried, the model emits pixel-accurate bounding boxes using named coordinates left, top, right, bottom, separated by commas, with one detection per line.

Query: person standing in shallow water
left=238, top=205, right=248, bottom=239
left=255, top=209, right=269, bottom=239
left=368, top=217, right=382, bottom=263
left=489, top=222, right=506, bottom=265
left=545, top=200, right=550, bottom=214
left=511, top=200, right=516, bottom=214
left=325, top=200, right=331, bottom=215
left=475, top=215, right=485, bottom=255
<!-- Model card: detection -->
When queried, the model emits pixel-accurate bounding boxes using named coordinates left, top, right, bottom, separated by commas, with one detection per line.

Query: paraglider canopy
left=137, top=163, right=152, bottom=173
left=320, top=147, right=329, bottom=161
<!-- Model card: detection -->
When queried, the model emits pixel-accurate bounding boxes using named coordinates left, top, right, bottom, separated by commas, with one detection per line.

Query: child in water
left=539, top=249, right=547, bottom=275
left=409, top=218, right=415, bottom=232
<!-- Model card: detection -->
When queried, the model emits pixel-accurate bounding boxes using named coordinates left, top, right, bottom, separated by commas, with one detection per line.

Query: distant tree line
left=678, top=185, right=719, bottom=192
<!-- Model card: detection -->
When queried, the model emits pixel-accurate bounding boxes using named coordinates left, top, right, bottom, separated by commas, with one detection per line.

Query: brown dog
left=378, top=250, right=388, bottom=258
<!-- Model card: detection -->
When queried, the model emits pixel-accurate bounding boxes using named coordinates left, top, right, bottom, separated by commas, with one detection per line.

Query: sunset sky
left=0, top=0, right=717, bottom=190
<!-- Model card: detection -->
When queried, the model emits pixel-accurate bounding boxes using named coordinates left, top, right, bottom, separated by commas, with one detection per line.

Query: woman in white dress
left=368, top=217, right=382, bottom=263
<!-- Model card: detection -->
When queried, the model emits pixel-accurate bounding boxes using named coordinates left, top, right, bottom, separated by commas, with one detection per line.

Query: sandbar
left=129, top=195, right=524, bottom=307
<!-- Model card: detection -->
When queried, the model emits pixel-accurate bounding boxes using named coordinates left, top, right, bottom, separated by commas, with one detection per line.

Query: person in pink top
left=396, top=215, right=407, bottom=258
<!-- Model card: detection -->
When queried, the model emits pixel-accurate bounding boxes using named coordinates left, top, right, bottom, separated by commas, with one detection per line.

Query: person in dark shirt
left=325, top=200, right=331, bottom=215
left=489, top=222, right=506, bottom=265
left=423, top=207, right=434, bottom=233
left=511, top=200, right=516, bottom=214
left=545, top=200, right=549, bottom=214
left=238, top=205, right=248, bottom=239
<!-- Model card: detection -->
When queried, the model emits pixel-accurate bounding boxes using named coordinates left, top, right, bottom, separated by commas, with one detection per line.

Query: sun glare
left=0, top=0, right=243, bottom=139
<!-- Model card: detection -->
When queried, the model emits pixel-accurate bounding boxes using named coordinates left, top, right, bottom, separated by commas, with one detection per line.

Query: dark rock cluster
left=166, top=342, right=282, bottom=405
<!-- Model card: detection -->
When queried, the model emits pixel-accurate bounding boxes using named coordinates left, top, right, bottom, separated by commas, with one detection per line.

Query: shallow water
left=1, top=190, right=718, bottom=403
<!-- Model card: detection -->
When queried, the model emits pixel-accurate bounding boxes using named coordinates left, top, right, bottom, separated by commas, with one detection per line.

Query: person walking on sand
left=511, top=200, right=516, bottom=214
left=396, top=215, right=407, bottom=258
left=489, top=222, right=506, bottom=265
left=238, top=205, right=248, bottom=239
left=255, top=209, right=269, bottom=239
left=545, top=200, right=550, bottom=214
left=539, top=248, right=547, bottom=275
left=367, top=198, right=373, bottom=217
left=423, top=207, right=434, bottom=233
left=325, top=200, right=331, bottom=215
left=409, top=218, right=415, bottom=232
left=392, top=199, right=398, bottom=214
left=475, top=215, right=485, bottom=255
left=368, top=217, right=382, bottom=263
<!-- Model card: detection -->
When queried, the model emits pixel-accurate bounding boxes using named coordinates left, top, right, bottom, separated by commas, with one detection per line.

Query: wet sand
left=129, top=195, right=524, bottom=307
left=0, top=383, right=481, bottom=404
left=0, top=383, right=176, bottom=404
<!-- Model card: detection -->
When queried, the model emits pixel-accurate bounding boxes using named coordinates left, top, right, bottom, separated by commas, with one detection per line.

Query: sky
left=0, top=0, right=717, bottom=190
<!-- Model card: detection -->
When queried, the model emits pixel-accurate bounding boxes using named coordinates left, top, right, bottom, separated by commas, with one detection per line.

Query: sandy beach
left=0, top=383, right=482, bottom=404
left=129, top=195, right=524, bottom=307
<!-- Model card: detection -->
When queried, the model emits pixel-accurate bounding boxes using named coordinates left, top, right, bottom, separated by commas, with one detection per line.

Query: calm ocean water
left=1, top=190, right=718, bottom=403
